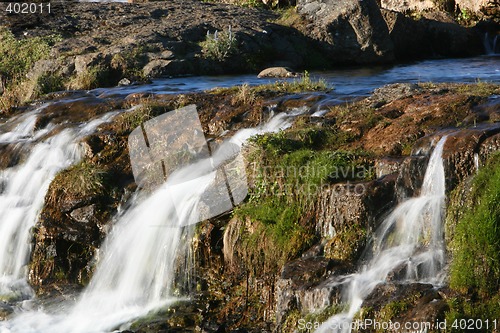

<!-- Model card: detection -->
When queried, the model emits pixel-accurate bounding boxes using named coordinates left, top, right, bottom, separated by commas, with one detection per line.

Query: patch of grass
left=254, top=71, right=331, bottom=94
left=0, top=28, right=62, bottom=111
left=208, top=73, right=331, bottom=97
left=36, top=72, right=64, bottom=95
left=67, top=65, right=114, bottom=90
left=200, top=26, right=238, bottom=62
left=231, top=83, right=256, bottom=105
left=232, top=126, right=373, bottom=278
left=117, top=105, right=152, bottom=132
left=0, top=28, right=60, bottom=85
left=47, top=161, right=108, bottom=204
left=454, top=82, right=499, bottom=97
left=449, top=152, right=500, bottom=297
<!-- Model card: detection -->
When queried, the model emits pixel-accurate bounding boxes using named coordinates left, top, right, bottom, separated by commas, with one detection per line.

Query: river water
left=91, top=55, right=500, bottom=98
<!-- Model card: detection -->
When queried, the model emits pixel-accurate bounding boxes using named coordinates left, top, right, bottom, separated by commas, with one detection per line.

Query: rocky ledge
left=0, top=80, right=495, bottom=331
left=0, top=0, right=495, bottom=112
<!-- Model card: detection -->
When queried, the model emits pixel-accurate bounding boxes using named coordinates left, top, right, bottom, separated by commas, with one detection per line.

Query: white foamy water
left=0, top=111, right=295, bottom=333
left=0, top=111, right=119, bottom=299
left=315, top=136, right=448, bottom=333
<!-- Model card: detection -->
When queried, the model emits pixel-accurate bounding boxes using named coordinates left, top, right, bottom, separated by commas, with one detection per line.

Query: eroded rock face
left=381, top=10, right=483, bottom=60
left=275, top=256, right=346, bottom=326
left=296, top=0, right=395, bottom=64
left=315, top=176, right=397, bottom=239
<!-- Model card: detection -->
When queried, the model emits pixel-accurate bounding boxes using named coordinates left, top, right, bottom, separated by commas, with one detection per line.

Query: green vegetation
left=47, top=161, right=108, bottom=205
left=200, top=27, right=238, bottom=61
left=211, top=72, right=330, bottom=96
left=454, top=81, right=500, bottom=97
left=445, top=152, right=500, bottom=330
left=232, top=125, right=373, bottom=277
left=301, top=305, right=346, bottom=330
left=254, top=71, right=330, bottom=93
left=449, top=152, right=500, bottom=297
left=324, top=223, right=366, bottom=261
left=0, top=28, right=60, bottom=85
left=445, top=296, right=500, bottom=333
left=36, top=72, right=64, bottom=95
left=0, top=28, right=62, bottom=110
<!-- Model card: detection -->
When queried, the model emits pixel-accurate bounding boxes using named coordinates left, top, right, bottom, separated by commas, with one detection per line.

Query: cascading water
left=0, top=111, right=295, bottom=333
left=484, top=32, right=500, bottom=55
left=315, top=136, right=448, bottom=333
left=0, top=109, right=119, bottom=299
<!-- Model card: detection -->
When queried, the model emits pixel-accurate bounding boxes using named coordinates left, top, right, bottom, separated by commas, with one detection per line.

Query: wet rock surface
left=0, top=82, right=498, bottom=330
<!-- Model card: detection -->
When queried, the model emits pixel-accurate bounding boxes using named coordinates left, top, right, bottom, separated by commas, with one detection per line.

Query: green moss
left=324, top=223, right=366, bottom=261
left=376, top=300, right=409, bottom=326
left=232, top=125, right=373, bottom=279
left=449, top=152, right=500, bottom=297
left=296, top=305, right=346, bottom=332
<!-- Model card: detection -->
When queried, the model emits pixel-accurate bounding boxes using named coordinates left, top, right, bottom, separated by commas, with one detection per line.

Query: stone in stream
left=257, top=67, right=299, bottom=78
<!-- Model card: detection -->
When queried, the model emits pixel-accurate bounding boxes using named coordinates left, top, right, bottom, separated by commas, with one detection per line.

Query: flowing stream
left=0, top=110, right=295, bottom=332
left=0, top=108, right=119, bottom=300
left=0, top=55, right=497, bottom=332
left=315, top=136, right=448, bottom=333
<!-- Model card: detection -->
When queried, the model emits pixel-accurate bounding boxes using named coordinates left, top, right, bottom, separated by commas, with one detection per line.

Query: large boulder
left=381, top=10, right=484, bottom=60
left=296, top=0, right=395, bottom=64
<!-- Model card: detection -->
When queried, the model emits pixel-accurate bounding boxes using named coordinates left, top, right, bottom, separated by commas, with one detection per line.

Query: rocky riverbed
left=0, top=79, right=497, bottom=332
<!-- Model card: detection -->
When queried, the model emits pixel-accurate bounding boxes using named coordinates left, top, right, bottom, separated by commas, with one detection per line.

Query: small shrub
left=231, top=83, right=256, bottom=105
left=36, top=72, right=64, bottom=95
left=200, top=26, right=238, bottom=61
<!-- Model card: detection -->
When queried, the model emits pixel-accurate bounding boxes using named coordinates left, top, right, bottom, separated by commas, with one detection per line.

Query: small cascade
left=0, top=110, right=119, bottom=299
left=315, top=136, right=448, bottom=333
left=474, top=153, right=480, bottom=173
left=1, top=112, right=295, bottom=333
left=483, top=32, right=500, bottom=55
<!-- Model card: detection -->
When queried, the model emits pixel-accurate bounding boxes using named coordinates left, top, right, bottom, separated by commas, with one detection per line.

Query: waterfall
left=483, top=32, right=500, bottom=55
left=315, top=136, right=448, bottom=333
left=0, top=111, right=295, bottom=333
left=0, top=109, right=118, bottom=299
